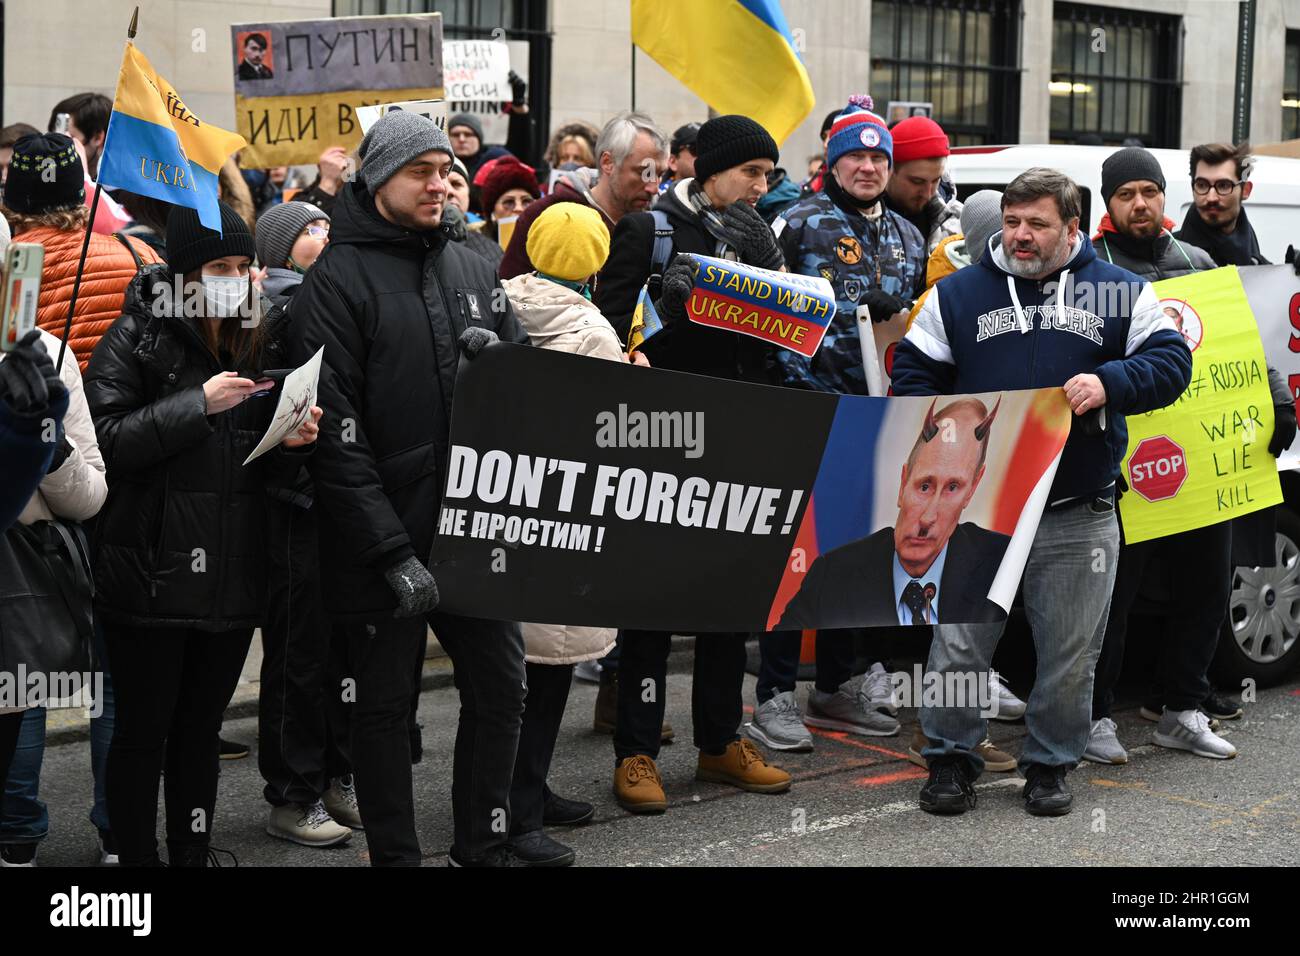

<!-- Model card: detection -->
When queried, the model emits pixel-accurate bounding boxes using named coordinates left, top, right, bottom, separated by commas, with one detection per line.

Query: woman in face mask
left=82, top=201, right=323, bottom=867
left=253, top=200, right=330, bottom=309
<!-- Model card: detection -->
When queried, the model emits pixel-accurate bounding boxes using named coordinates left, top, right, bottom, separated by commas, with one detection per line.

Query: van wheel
left=1213, top=508, right=1300, bottom=688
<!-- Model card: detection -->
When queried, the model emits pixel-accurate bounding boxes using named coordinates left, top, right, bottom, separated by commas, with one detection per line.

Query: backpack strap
left=646, top=209, right=675, bottom=301
left=113, top=231, right=146, bottom=271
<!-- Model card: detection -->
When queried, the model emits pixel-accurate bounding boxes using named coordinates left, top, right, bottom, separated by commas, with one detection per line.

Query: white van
left=946, top=144, right=1300, bottom=262
left=945, top=144, right=1300, bottom=688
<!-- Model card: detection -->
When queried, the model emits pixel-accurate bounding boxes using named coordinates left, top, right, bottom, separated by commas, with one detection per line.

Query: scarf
left=1176, top=204, right=1267, bottom=267
left=685, top=180, right=737, bottom=258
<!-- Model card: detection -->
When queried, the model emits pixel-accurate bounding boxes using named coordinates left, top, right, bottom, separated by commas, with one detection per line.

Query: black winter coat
left=286, top=180, right=527, bottom=617
left=84, top=266, right=303, bottom=630
left=595, top=182, right=775, bottom=383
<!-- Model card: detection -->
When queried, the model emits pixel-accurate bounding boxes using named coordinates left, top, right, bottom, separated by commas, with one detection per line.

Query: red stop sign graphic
left=1128, top=435, right=1188, bottom=502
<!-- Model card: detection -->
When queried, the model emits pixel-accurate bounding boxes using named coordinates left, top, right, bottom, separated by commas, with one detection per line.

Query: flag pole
left=55, top=5, right=138, bottom=373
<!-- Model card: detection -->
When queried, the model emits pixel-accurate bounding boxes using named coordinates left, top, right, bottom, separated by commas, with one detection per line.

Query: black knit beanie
left=3, top=133, right=85, bottom=215
left=165, top=202, right=255, bottom=276
left=1101, top=147, right=1165, bottom=206
left=692, top=115, right=780, bottom=184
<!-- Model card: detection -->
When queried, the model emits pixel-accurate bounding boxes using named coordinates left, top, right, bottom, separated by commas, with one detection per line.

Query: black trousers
left=614, top=630, right=746, bottom=760
left=258, top=501, right=350, bottom=806
left=103, top=623, right=254, bottom=866
left=509, top=661, right=573, bottom=835
left=336, top=611, right=525, bottom=866
left=1093, top=520, right=1233, bottom=719
left=756, top=629, right=857, bottom=703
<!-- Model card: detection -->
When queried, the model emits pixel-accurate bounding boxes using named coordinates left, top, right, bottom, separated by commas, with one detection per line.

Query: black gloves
left=655, top=254, right=697, bottom=326
left=862, top=288, right=907, bottom=324
left=0, top=330, right=66, bottom=415
left=384, top=556, right=440, bottom=619
left=1269, top=401, right=1298, bottom=457
left=458, top=326, right=500, bottom=359
left=440, top=204, right=468, bottom=244
left=1287, top=245, right=1300, bottom=277
left=720, top=201, right=784, bottom=271
left=47, top=435, right=74, bottom=474
left=507, top=70, right=527, bottom=108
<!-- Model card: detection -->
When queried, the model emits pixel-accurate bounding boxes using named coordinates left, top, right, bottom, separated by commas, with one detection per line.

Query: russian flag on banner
left=97, top=43, right=246, bottom=233
left=765, top=398, right=886, bottom=630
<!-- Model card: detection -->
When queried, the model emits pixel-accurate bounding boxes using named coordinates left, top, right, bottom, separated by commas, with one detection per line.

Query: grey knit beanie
left=448, top=112, right=484, bottom=144
left=961, top=189, right=1003, bottom=263
left=1101, top=146, right=1165, bottom=207
left=255, top=200, right=328, bottom=270
left=358, top=111, right=453, bottom=195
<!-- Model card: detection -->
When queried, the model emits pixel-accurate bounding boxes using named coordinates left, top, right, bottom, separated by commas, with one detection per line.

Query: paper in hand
left=243, top=346, right=324, bottom=466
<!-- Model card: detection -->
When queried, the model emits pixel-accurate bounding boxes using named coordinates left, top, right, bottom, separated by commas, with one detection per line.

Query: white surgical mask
left=200, top=274, right=249, bottom=317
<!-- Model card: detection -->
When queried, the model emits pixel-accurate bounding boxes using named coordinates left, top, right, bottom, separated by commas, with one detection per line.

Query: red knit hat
left=479, top=156, right=540, bottom=218
left=890, top=116, right=950, bottom=166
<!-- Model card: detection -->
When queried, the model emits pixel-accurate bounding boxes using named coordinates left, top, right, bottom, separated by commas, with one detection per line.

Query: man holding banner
left=894, top=168, right=1192, bottom=816
left=286, top=111, right=531, bottom=866
left=1084, top=148, right=1261, bottom=765
left=596, top=114, right=793, bottom=812
left=752, top=96, right=929, bottom=750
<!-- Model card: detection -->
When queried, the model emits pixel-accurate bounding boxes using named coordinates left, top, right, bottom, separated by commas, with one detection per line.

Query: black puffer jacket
left=1092, top=223, right=1217, bottom=280
left=84, top=266, right=302, bottom=630
left=286, top=179, right=527, bottom=617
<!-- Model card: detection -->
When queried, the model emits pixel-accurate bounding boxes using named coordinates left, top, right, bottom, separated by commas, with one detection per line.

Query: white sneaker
left=323, top=775, right=364, bottom=830
left=1083, top=717, right=1129, bottom=764
left=266, top=800, right=353, bottom=847
left=1153, top=708, right=1238, bottom=759
left=745, top=691, right=814, bottom=752
left=862, top=662, right=901, bottom=716
left=573, top=660, right=602, bottom=684
left=989, top=671, right=1027, bottom=720
left=97, top=834, right=119, bottom=866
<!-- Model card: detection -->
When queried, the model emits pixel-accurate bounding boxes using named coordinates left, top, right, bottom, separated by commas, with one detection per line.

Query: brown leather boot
left=593, top=673, right=674, bottom=742
left=908, top=725, right=1015, bottom=772
left=696, top=739, right=792, bottom=793
left=613, top=755, right=668, bottom=813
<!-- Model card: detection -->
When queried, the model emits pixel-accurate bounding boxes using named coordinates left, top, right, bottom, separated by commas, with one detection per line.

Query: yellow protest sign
left=1119, top=266, right=1282, bottom=544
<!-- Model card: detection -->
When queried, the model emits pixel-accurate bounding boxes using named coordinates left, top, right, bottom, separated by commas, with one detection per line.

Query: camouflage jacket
left=773, top=189, right=926, bottom=393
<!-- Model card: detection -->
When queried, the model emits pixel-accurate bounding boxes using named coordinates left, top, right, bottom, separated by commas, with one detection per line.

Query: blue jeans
left=0, top=708, right=48, bottom=845
left=921, top=499, right=1120, bottom=776
left=0, top=625, right=115, bottom=844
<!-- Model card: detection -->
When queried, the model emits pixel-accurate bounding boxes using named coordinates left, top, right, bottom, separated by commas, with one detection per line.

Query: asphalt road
left=22, top=659, right=1300, bottom=867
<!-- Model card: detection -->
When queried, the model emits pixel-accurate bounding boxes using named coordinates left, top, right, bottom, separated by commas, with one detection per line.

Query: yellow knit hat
left=526, top=203, right=610, bottom=282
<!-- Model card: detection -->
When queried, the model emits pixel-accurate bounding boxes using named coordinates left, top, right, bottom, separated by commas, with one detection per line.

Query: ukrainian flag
left=627, top=284, right=663, bottom=354
left=631, top=0, right=814, bottom=144
left=97, top=44, right=246, bottom=233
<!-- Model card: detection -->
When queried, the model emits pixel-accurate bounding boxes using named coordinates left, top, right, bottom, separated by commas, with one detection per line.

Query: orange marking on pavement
left=856, top=767, right=929, bottom=786
left=808, top=726, right=911, bottom=760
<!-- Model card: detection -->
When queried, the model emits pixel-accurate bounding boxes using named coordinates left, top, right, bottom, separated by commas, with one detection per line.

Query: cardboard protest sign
left=1119, top=267, right=1282, bottom=544
left=685, top=255, right=835, bottom=357
left=444, top=39, right=528, bottom=145
left=243, top=347, right=323, bottom=466
left=1239, top=264, right=1300, bottom=471
left=232, top=14, right=444, bottom=166
left=429, top=344, right=1072, bottom=631
left=356, top=98, right=447, bottom=135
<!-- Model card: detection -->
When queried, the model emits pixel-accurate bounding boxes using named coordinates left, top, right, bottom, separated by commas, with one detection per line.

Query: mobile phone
left=237, top=367, right=290, bottom=397
left=1, top=243, right=45, bottom=352
left=53, top=112, right=72, bottom=135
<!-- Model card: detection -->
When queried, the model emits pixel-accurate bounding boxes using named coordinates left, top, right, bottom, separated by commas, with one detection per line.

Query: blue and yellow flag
left=627, top=284, right=663, bottom=354
left=631, top=0, right=814, bottom=144
left=97, top=44, right=246, bottom=233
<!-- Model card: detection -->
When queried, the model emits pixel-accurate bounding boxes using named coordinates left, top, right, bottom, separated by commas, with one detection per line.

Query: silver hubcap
left=1229, top=532, right=1300, bottom=665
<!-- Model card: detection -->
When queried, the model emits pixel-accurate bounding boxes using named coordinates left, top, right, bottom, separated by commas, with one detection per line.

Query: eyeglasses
left=1192, top=178, right=1245, bottom=196
left=304, top=224, right=329, bottom=239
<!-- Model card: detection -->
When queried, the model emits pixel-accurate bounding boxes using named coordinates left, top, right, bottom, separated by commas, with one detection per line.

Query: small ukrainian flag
left=96, top=43, right=247, bottom=233
left=627, top=284, right=664, bottom=355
